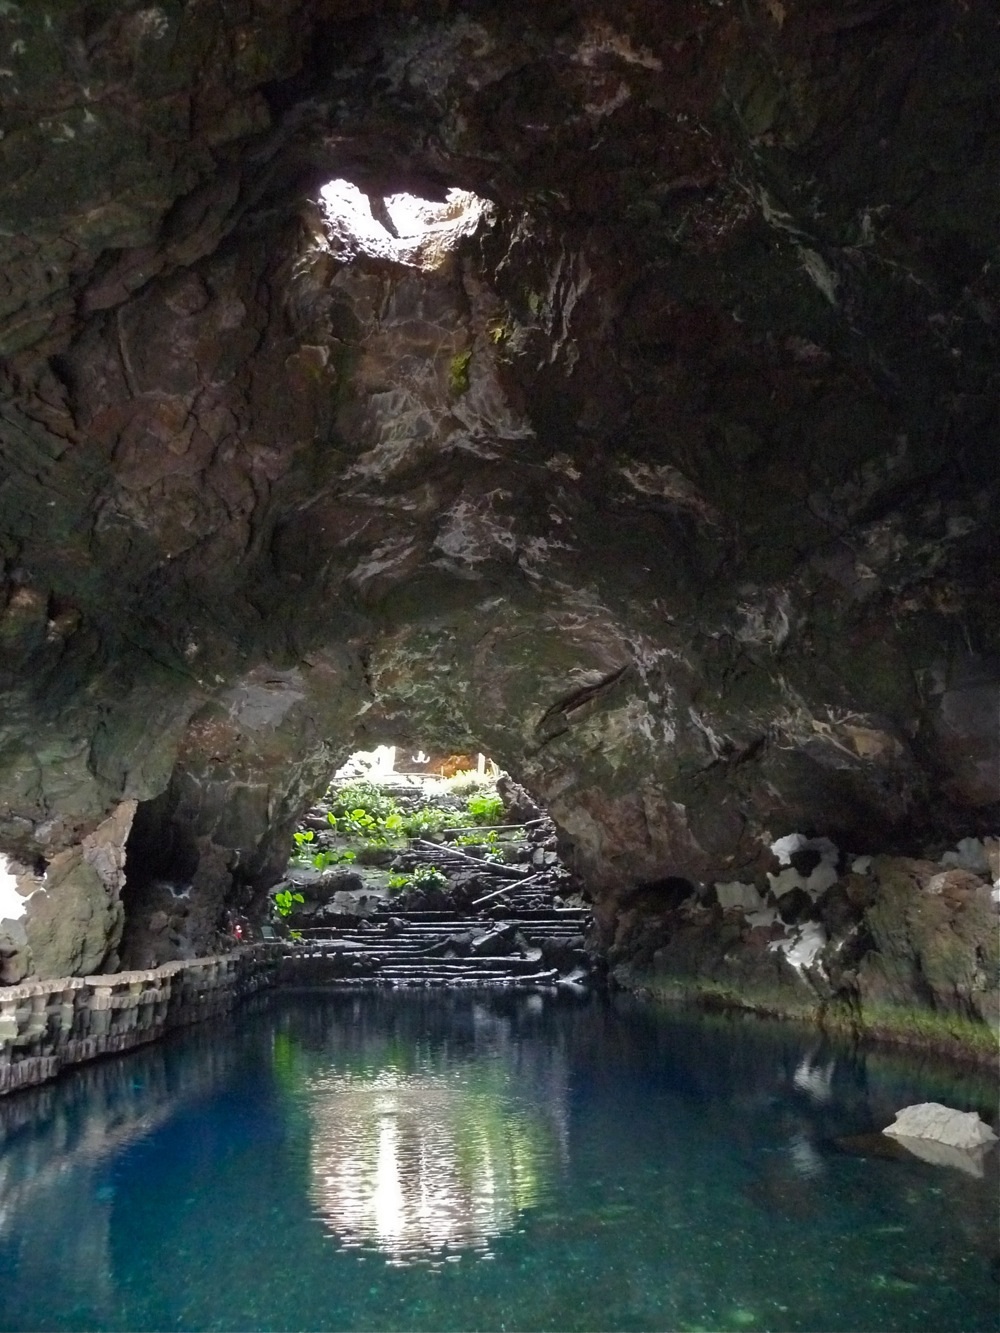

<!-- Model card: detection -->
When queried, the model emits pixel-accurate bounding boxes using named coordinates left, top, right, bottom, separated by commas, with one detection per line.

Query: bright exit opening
left=319, top=180, right=493, bottom=269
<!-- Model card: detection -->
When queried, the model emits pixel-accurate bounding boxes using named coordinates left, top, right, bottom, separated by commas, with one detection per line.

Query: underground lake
left=0, top=989, right=996, bottom=1333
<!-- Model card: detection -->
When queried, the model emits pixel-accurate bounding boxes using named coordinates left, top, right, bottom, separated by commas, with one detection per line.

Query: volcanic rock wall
left=0, top=1, right=996, bottom=1045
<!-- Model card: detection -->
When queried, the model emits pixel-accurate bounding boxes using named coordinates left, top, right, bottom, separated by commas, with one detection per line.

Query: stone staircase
left=276, top=906, right=593, bottom=989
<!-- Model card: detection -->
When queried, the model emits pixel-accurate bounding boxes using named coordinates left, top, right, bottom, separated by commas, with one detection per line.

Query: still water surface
left=0, top=990, right=996, bottom=1332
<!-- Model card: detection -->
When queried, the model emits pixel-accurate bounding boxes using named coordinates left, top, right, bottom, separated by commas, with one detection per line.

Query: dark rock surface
left=0, top=1, right=997, bottom=1047
left=613, top=840, right=999, bottom=1060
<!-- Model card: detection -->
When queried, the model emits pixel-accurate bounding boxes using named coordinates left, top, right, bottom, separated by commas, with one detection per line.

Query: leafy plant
left=400, top=805, right=463, bottom=838
left=273, top=888, right=305, bottom=918
left=456, top=829, right=501, bottom=849
left=466, top=792, right=504, bottom=825
left=327, top=782, right=399, bottom=822
left=387, top=864, right=449, bottom=894
left=449, top=349, right=472, bottom=395
left=455, top=827, right=507, bottom=864
left=345, top=807, right=378, bottom=834
left=311, top=848, right=356, bottom=870
left=322, top=782, right=408, bottom=845
left=413, top=863, right=448, bottom=887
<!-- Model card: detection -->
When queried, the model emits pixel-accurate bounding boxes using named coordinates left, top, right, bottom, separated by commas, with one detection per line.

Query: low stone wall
left=0, top=945, right=280, bottom=1097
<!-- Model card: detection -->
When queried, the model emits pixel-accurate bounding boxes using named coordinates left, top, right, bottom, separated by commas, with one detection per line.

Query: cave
left=0, top=2, right=997, bottom=1325
left=0, top=0, right=997, bottom=994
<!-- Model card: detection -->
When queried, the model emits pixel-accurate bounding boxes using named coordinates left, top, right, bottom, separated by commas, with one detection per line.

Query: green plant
left=412, top=863, right=448, bottom=889
left=343, top=807, right=378, bottom=835
left=323, top=782, right=408, bottom=845
left=273, top=888, right=305, bottom=918
left=466, top=792, right=504, bottom=825
left=387, top=864, right=448, bottom=893
left=449, top=349, right=472, bottom=395
left=327, top=782, right=399, bottom=822
left=400, top=805, right=463, bottom=837
left=456, top=829, right=501, bottom=849
left=311, top=848, right=356, bottom=870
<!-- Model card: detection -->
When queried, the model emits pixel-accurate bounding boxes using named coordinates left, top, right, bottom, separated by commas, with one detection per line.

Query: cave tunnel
left=0, top=0, right=996, bottom=1040
left=0, top=5, right=998, bottom=1328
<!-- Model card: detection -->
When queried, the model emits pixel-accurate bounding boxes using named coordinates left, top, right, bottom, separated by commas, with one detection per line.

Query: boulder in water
left=883, top=1102, right=998, bottom=1173
left=883, top=1102, right=998, bottom=1150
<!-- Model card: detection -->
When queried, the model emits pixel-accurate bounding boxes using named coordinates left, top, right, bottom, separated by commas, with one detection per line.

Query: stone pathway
left=277, top=906, right=593, bottom=989
left=277, top=766, right=597, bottom=988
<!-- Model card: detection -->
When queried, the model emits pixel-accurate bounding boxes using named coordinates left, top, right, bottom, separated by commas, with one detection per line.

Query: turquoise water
left=0, top=990, right=996, bottom=1332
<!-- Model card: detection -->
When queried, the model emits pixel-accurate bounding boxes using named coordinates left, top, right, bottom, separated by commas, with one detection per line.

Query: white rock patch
left=768, top=833, right=839, bottom=899
left=883, top=1103, right=998, bottom=1150
left=746, top=906, right=779, bottom=929
left=768, top=921, right=827, bottom=974
left=0, top=854, right=29, bottom=922
left=715, top=881, right=764, bottom=912
left=883, top=1103, right=999, bottom=1176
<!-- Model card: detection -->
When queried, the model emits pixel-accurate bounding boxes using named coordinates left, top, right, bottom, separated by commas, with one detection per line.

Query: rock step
left=298, top=937, right=582, bottom=954
left=302, top=922, right=585, bottom=937
left=285, top=973, right=563, bottom=989
left=281, top=888, right=594, bottom=989
left=287, top=950, right=550, bottom=968
left=278, top=961, right=561, bottom=986
left=303, top=916, right=588, bottom=934
left=297, top=936, right=583, bottom=952
left=301, top=933, right=586, bottom=943
left=284, top=960, right=549, bottom=977
left=372, top=909, right=590, bottom=922
left=377, top=960, right=550, bottom=975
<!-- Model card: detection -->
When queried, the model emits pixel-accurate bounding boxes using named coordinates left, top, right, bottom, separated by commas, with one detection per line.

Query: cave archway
left=0, top=0, right=995, bottom=994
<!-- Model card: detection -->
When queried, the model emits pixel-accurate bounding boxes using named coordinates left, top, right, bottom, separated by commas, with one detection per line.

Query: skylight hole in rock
left=318, top=179, right=493, bottom=269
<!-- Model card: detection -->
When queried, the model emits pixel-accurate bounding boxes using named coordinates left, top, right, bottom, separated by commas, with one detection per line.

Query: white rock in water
left=883, top=1102, right=998, bottom=1150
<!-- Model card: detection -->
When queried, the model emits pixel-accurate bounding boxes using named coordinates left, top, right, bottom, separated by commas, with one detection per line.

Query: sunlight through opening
left=318, top=179, right=493, bottom=269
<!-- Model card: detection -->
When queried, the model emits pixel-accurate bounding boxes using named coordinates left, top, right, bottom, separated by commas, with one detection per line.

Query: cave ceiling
left=0, top=0, right=997, bottom=920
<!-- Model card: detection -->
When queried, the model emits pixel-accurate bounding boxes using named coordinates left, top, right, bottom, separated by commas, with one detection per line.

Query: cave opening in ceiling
left=318, top=179, right=494, bottom=269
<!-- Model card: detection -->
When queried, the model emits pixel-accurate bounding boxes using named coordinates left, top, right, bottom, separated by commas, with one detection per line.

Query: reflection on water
left=0, top=1017, right=253, bottom=1326
left=288, top=995, right=569, bottom=1263
left=307, top=1066, right=556, bottom=1262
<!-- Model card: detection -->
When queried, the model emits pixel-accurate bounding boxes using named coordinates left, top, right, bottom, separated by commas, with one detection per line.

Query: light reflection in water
left=306, top=1067, right=560, bottom=1264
